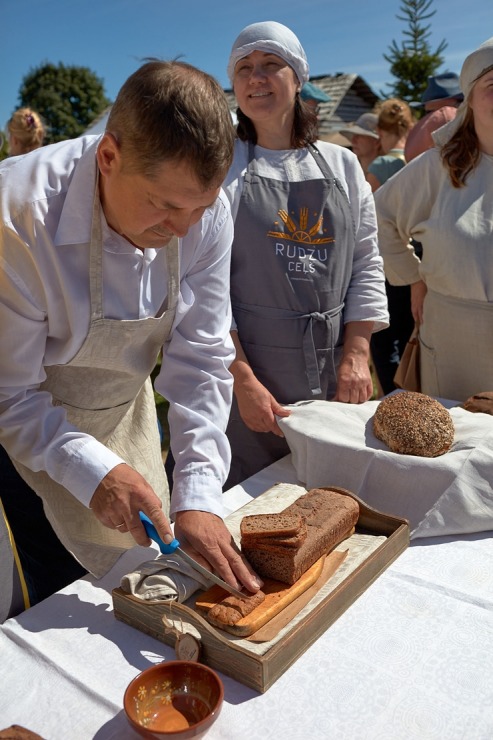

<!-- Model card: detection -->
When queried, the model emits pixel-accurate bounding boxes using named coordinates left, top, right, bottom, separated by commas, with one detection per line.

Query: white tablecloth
left=1, top=456, right=493, bottom=739
left=278, top=398, right=493, bottom=538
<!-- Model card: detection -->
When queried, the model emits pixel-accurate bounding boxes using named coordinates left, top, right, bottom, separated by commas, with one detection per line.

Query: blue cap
left=411, top=73, right=463, bottom=107
left=300, top=81, right=331, bottom=103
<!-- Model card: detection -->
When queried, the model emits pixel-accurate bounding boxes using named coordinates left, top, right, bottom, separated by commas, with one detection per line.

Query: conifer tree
left=383, top=0, right=447, bottom=104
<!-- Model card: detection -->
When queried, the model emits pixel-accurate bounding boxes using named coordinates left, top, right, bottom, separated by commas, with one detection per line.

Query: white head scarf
left=227, top=21, right=309, bottom=86
left=433, top=36, right=493, bottom=146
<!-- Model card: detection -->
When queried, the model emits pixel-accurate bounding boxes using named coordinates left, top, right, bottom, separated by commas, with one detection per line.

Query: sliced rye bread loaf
left=242, top=488, right=359, bottom=585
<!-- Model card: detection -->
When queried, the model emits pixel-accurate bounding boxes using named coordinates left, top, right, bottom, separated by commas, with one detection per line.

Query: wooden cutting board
left=195, top=555, right=325, bottom=637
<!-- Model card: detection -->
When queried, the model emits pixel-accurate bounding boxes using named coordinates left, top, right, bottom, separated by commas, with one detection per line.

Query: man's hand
left=89, top=463, right=173, bottom=547
left=174, top=510, right=263, bottom=594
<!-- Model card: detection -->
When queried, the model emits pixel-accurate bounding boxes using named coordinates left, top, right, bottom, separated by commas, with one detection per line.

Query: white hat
left=433, top=36, right=493, bottom=146
left=227, top=21, right=309, bottom=86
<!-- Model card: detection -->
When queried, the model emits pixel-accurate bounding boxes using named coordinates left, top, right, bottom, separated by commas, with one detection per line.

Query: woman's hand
left=230, top=330, right=290, bottom=435
left=334, top=352, right=373, bottom=403
left=411, top=280, right=427, bottom=325
left=235, top=375, right=290, bottom=436
left=333, top=321, right=374, bottom=403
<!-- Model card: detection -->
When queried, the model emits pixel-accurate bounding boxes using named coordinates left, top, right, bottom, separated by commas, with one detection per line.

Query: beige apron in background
left=420, top=288, right=493, bottom=403
left=13, top=180, right=179, bottom=577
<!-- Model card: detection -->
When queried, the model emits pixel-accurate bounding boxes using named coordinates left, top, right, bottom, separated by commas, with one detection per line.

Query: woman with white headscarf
left=222, top=21, right=389, bottom=487
left=375, top=37, right=493, bottom=403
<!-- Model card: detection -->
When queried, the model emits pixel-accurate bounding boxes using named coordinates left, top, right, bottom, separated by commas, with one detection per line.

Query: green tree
left=18, top=62, right=111, bottom=143
left=383, top=0, right=447, bottom=105
left=0, top=130, right=9, bottom=162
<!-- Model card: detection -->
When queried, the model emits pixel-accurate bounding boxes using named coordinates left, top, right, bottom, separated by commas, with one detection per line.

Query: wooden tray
left=112, top=485, right=409, bottom=693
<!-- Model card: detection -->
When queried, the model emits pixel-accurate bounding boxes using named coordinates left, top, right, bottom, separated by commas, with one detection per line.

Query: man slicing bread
left=0, top=60, right=262, bottom=612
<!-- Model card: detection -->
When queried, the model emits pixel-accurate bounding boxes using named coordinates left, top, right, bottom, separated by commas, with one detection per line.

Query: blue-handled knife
left=139, top=511, right=245, bottom=599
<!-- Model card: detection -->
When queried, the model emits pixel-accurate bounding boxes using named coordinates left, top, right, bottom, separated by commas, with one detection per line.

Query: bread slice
left=246, top=530, right=308, bottom=549
left=240, top=511, right=303, bottom=539
left=242, top=488, right=359, bottom=586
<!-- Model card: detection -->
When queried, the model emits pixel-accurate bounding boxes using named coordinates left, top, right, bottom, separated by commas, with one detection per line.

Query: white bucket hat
left=433, top=36, right=493, bottom=146
left=227, top=21, right=309, bottom=86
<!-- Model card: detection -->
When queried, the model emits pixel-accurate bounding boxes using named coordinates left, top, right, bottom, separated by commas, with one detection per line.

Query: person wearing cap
left=405, top=73, right=464, bottom=162
left=223, top=21, right=389, bottom=487
left=300, top=80, right=331, bottom=114
left=375, top=37, right=493, bottom=402
left=339, top=112, right=381, bottom=175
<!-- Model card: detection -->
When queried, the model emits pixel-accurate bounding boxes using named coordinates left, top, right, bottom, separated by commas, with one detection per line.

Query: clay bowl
left=124, top=661, right=224, bottom=739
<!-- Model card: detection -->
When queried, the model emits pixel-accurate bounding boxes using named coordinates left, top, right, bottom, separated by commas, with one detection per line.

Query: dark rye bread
left=373, top=391, right=454, bottom=457
left=242, top=488, right=359, bottom=586
left=240, top=511, right=304, bottom=539
left=462, top=391, right=493, bottom=416
left=247, top=529, right=307, bottom=550
left=206, top=590, right=266, bottom=627
left=241, top=510, right=307, bottom=549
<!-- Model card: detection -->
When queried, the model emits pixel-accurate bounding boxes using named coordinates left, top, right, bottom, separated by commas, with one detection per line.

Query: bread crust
left=462, top=391, right=493, bottom=415
left=373, top=391, right=454, bottom=457
left=207, top=590, right=266, bottom=627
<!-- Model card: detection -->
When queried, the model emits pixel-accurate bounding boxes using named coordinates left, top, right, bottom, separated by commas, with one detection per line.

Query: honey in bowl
left=124, top=660, right=224, bottom=739
left=144, top=692, right=211, bottom=732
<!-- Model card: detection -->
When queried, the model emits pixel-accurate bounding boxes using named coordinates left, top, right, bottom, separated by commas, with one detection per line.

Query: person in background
left=222, top=21, right=389, bottom=488
left=375, top=37, right=493, bottom=403
left=405, top=73, right=463, bottom=162
left=366, top=98, right=414, bottom=191
left=7, top=107, right=45, bottom=155
left=300, top=80, right=331, bottom=113
left=339, top=112, right=381, bottom=175
left=364, top=98, right=415, bottom=395
left=0, top=60, right=261, bottom=608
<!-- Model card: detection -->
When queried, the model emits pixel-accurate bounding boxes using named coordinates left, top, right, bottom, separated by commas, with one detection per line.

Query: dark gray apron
left=226, top=144, right=355, bottom=487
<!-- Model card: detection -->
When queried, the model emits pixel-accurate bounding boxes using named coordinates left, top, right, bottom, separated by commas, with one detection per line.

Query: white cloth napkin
left=120, top=553, right=211, bottom=602
left=278, top=398, right=493, bottom=539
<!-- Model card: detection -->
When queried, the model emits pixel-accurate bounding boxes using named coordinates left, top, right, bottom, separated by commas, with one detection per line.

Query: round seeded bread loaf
left=462, top=391, right=493, bottom=415
left=373, top=392, right=454, bottom=457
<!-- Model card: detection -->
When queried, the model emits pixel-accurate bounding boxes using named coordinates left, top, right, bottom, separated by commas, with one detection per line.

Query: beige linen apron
left=12, top=181, right=179, bottom=577
left=420, top=288, right=493, bottom=402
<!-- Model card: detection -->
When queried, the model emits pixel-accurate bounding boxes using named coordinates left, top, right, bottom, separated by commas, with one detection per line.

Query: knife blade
left=139, top=511, right=245, bottom=599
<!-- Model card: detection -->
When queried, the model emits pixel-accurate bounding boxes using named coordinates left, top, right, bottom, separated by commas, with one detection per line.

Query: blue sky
left=1, top=0, right=490, bottom=131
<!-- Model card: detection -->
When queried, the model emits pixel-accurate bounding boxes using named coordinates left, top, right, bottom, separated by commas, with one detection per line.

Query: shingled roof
left=224, top=73, right=380, bottom=139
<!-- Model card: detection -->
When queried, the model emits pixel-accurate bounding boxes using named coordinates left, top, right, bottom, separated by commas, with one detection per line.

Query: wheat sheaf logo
left=267, top=207, right=334, bottom=244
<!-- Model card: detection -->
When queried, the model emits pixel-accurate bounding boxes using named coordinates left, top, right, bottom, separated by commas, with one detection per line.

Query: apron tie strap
left=302, top=304, right=344, bottom=395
